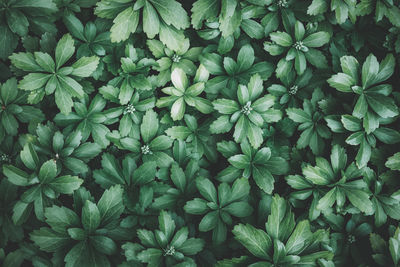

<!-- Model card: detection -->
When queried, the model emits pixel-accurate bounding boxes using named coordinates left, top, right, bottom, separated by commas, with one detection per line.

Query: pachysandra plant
left=107, top=44, right=157, bottom=105
left=325, top=114, right=400, bottom=168
left=264, top=20, right=330, bottom=77
left=307, top=0, right=357, bottom=24
left=217, top=139, right=289, bottom=194
left=30, top=185, right=129, bottom=267
left=113, top=109, right=174, bottom=168
left=294, top=144, right=374, bottom=215
left=0, top=0, right=58, bottom=59
left=228, top=194, right=333, bottom=266
left=3, top=144, right=83, bottom=224
left=10, top=33, right=99, bottom=114
left=211, top=73, right=282, bottom=149
left=54, top=94, right=122, bottom=148
left=147, top=39, right=203, bottom=86
left=32, top=123, right=102, bottom=175
left=165, top=114, right=217, bottom=161
left=2, top=0, right=400, bottom=266
left=156, top=68, right=213, bottom=121
left=95, top=0, right=189, bottom=49
left=122, top=210, right=205, bottom=266
left=328, top=54, right=398, bottom=129
left=200, top=44, right=274, bottom=97
left=184, top=177, right=253, bottom=244
left=0, top=78, right=44, bottom=141
left=286, top=88, right=331, bottom=155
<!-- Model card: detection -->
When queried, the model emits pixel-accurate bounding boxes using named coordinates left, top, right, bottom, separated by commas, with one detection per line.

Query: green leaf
left=159, top=210, right=176, bottom=241
left=302, top=32, right=330, bottom=47
left=196, top=177, right=217, bottom=203
left=362, top=54, right=379, bottom=88
left=71, top=56, right=99, bottom=77
left=39, top=160, right=57, bottom=183
left=307, top=0, right=328, bottom=15
left=110, top=7, right=139, bottom=43
left=149, top=0, right=189, bottom=30
left=20, top=143, right=39, bottom=170
left=199, top=211, right=218, bottom=231
left=3, top=165, right=30, bottom=186
left=386, top=153, right=400, bottom=171
left=143, top=2, right=160, bottom=38
left=82, top=200, right=100, bottom=232
left=141, top=109, right=158, bottom=143
left=366, top=94, right=398, bottom=118
left=132, top=161, right=157, bottom=185
left=287, top=108, right=311, bottom=123
left=270, top=31, right=293, bottom=47
left=232, top=224, right=271, bottom=260
left=55, top=87, right=74, bottom=115
left=48, top=175, right=83, bottom=194
left=285, top=220, right=312, bottom=254
left=191, top=0, right=219, bottom=29
left=97, top=185, right=124, bottom=226
left=327, top=73, right=354, bottom=92
left=55, top=34, right=75, bottom=69
left=213, top=99, right=240, bottom=114
left=253, top=165, right=275, bottom=194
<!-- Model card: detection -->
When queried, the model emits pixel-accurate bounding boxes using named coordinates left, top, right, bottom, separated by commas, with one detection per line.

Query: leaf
left=287, top=108, right=311, bottom=123
left=55, top=87, right=74, bottom=115
left=362, top=54, right=379, bottom=88
left=232, top=224, right=271, bottom=260
left=302, top=32, right=330, bottom=47
left=97, top=185, right=124, bottom=226
left=141, top=109, right=158, bottom=143
left=38, top=160, right=57, bottom=183
left=270, top=31, right=293, bottom=47
left=327, top=73, right=354, bottom=92
left=285, top=220, right=312, bottom=254
left=386, top=153, right=400, bottom=171
left=196, top=177, right=217, bottom=203
left=191, top=0, right=219, bottom=29
left=55, top=34, right=75, bottom=69
left=143, top=2, right=160, bottom=38
left=48, top=175, right=83, bottom=194
left=71, top=56, right=100, bottom=77
left=158, top=210, right=176, bottom=241
left=110, top=7, right=139, bottom=43
left=82, top=200, right=100, bottom=232
left=132, top=161, right=157, bottom=185
left=149, top=0, right=189, bottom=30
left=307, top=0, right=328, bottom=15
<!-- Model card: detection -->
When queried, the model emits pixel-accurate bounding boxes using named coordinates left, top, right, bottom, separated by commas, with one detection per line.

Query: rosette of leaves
left=267, top=68, right=312, bottom=107
left=184, top=177, right=253, bottom=244
left=364, top=168, right=400, bottom=227
left=299, top=144, right=374, bottom=215
left=370, top=226, right=400, bottom=266
left=286, top=88, right=331, bottom=155
left=229, top=194, right=333, bottom=266
left=328, top=54, right=398, bottom=128
left=32, top=123, right=102, bottom=175
left=152, top=161, right=199, bottom=211
left=307, top=0, right=357, bottom=24
left=199, top=44, right=274, bottom=97
left=122, top=210, right=205, bottom=266
left=107, top=44, right=156, bottom=105
left=192, top=0, right=268, bottom=49
left=63, top=15, right=111, bottom=58
left=9, top=34, right=100, bottom=114
left=147, top=39, right=203, bottom=87
left=110, top=109, right=174, bottom=168
left=54, top=94, right=122, bottom=148
left=94, top=0, right=189, bottom=49
left=0, top=0, right=58, bottom=59
left=210, top=74, right=282, bottom=149
left=217, top=139, right=288, bottom=194
left=325, top=114, right=400, bottom=168
left=165, top=114, right=217, bottom=161
left=356, top=0, right=400, bottom=27
left=156, top=68, right=213, bottom=121
left=0, top=179, right=23, bottom=248
left=324, top=214, right=372, bottom=265
left=264, top=20, right=330, bottom=77
left=99, top=86, right=155, bottom=137
left=30, top=185, right=128, bottom=267
left=0, top=78, right=44, bottom=141
left=3, top=144, right=83, bottom=224
left=92, top=153, right=158, bottom=219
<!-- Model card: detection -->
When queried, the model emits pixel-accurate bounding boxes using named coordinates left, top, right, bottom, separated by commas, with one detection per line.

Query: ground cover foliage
left=1, top=0, right=400, bottom=266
